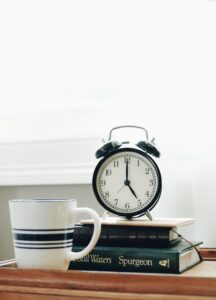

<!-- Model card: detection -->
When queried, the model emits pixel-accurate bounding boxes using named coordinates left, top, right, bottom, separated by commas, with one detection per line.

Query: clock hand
left=117, top=185, right=126, bottom=193
left=124, top=157, right=137, bottom=198
left=127, top=183, right=138, bottom=199
left=117, top=159, right=130, bottom=193
left=124, top=159, right=130, bottom=186
left=126, top=159, right=129, bottom=181
left=118, top=182, right=137, bottom=198
left=118, top=160, right=132, bottom=193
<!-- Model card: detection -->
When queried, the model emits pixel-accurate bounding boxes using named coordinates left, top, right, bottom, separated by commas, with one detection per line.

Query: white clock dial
left=94, top=149, right=161, bottom=217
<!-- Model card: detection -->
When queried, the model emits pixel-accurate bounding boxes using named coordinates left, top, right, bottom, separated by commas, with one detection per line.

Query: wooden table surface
left=0, top=248, right=215, bottom=300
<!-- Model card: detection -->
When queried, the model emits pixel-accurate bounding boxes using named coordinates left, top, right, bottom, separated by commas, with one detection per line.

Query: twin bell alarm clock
left=92, top=125, right=162, bottom=220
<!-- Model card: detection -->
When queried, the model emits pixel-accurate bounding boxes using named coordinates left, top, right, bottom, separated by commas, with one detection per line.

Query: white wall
left=0, top=0, right=216, bottom=259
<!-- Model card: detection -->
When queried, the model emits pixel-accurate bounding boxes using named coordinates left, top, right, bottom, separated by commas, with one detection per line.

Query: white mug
left=9, top=199, right=101, bottom=270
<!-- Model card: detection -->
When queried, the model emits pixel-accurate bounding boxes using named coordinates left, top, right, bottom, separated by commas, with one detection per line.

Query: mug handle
left=66, top=207, right=101, bottom=261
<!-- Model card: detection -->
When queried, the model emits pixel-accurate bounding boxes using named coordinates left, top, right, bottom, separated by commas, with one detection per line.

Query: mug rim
left=9, top=199, right=77, bottom=203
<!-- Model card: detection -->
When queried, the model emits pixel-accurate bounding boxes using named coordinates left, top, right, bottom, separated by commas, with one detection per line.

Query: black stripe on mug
left=13, top=232, right=74, bottom=241
left=14, top=241, right=73, bottom=246
left=14, top=244, right=73, bottom=250
left=12, top=227, right=75, bottom=232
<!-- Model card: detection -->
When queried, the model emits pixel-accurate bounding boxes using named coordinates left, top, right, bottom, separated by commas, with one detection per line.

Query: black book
left=73, top=224, right=181, bottom=247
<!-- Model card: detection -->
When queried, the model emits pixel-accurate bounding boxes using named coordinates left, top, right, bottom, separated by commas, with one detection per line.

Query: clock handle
left=108, top=125, right=149, bottom=141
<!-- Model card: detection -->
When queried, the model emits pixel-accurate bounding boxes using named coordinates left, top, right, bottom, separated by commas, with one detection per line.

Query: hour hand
left=127, top=184, right=137, bottom=199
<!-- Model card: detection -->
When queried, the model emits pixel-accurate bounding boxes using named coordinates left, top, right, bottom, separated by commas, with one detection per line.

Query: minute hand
left=126, top=160, right=129, bottom=181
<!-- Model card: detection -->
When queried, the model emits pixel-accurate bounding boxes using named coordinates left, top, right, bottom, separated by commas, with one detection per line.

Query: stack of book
left=69, top=217, right=202, bottom=274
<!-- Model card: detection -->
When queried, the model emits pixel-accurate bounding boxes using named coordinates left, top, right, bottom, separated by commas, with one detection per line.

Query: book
left=69, top=240, right=202, bottom=274
left=73, top=224, right=181, bottom=247
left=81, top=217, right=195, bottom=228
left=76, top=217, right=194, bottom=247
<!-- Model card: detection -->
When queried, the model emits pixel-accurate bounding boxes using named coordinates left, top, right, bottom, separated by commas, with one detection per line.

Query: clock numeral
left=100, top=180, right=106, bottom=186
left=125, top=202, right=130, bottom=209
left=114, top=199, right=118, bottom=206
left=106, top=169, right=112, bottom=176
left=145, top=168, right=150, bottom=174
left=113, top=161, right=119, bottom=168
left=105, top=191, right=110, bottom=198
left=137, top=199, right=142, bottom=206
left=145, top=190, right=150, bottom=197
left=124, top=157, right=131, bottom=164
left=149, top=179, right=154, bottom=186
left=137, top=160, right=140, bottom=167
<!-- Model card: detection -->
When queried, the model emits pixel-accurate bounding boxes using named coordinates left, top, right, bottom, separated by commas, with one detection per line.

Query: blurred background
left=0, top=0, right=216, bottom=260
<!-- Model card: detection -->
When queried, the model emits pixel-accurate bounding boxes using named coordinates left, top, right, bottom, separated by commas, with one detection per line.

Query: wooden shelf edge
left=0, top=249, right=216, bottom=298
left=1, top=285, right=216, bottom=300
left=200, top=248, right=216, bottom=260
left=0, top=265, right=216, bottom=297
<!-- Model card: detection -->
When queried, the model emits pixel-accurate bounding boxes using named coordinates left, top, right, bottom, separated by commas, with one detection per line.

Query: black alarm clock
left=92, top=125, right=162, bottom=219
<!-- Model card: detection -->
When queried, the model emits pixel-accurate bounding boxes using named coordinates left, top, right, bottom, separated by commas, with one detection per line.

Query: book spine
left=73, top=226, right=174, bottom=247
left=69, top=246, right=180, bottom=273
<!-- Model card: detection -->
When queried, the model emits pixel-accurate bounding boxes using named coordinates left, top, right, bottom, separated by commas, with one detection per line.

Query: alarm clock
left=92, top=125, right=162, bottom=219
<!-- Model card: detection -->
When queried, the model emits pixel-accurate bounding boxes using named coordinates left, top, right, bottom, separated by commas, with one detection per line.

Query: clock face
left=92, top=148, right=162, bottom=218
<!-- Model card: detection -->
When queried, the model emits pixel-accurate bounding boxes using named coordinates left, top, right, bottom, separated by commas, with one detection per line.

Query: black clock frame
left=92, top=147, right=162, bottom=219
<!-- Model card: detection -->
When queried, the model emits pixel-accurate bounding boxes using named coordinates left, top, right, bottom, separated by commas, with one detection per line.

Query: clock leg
left=102, top=210, right=112, bottom=220
left=145, top=210, right=153, bottom=221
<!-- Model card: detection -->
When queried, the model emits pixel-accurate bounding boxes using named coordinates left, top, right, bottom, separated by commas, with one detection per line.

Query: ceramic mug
left=9, top=199, right=101, bottom=270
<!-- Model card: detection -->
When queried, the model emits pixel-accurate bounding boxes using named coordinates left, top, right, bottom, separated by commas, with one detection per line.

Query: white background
left=0, top=0, right=216, bottom=255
